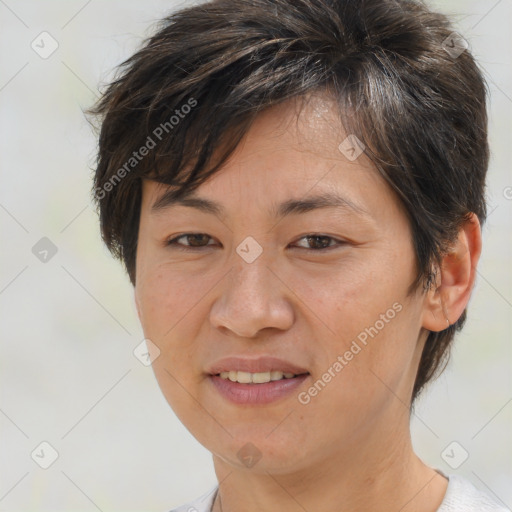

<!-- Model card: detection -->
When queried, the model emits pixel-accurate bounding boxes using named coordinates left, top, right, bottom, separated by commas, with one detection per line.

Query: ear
left=422, top=213, right=482, bottom=331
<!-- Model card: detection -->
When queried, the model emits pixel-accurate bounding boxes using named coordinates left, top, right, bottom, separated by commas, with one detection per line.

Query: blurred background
left=0, top=0, right=510, bottom=510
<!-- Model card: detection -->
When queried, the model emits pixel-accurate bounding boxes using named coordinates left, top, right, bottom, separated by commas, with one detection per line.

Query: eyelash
left=164, top=233, right=346, bottom=252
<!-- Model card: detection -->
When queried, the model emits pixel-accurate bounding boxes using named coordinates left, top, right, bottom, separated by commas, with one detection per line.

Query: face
left=134, top=93, right=430, bottom=475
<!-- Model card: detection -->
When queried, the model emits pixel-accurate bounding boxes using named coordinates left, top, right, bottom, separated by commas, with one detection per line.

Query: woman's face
left=134, top=93, right=431, bottom=474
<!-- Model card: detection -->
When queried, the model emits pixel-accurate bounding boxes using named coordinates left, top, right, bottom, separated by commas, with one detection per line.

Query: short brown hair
left=87, top=0, right=489, bottom=403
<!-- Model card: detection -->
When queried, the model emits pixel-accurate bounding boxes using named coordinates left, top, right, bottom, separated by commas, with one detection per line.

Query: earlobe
left=422, top=213, right=482, bottom=332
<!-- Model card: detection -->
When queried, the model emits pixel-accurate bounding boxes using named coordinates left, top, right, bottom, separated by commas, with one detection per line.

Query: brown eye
left=166, top=233, right=216, bottom=249
left=293, top=235, right=343, bottom=251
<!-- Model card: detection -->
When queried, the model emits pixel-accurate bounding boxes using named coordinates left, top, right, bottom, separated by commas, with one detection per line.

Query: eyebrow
left=150, top=189, right=370, bottom=219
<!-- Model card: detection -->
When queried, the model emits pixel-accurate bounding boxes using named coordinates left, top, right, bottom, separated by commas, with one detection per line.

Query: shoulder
left=167, top=477, right=510, bottom=512
left=437, top=474, right=510, bottom=512
left=168, top=485, right=218, bottom=512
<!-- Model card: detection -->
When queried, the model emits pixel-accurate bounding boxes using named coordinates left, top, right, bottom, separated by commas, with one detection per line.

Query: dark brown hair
left=87, top=0, right=489, bottom=403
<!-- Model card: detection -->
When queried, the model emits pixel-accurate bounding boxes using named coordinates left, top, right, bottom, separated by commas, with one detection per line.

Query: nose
left=209, top=251, right=294, bottom=338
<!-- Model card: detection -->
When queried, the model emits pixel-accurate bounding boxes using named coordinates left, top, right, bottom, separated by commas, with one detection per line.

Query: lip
left=209, top=373, right=310, bottom=405
left=206, top=356, right=309, bottom=376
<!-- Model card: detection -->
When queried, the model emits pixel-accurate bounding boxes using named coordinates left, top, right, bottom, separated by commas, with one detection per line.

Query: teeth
left=218, top=370, right=298, bottom=383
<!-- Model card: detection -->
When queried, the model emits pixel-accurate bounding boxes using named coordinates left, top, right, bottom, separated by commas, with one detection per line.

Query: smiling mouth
left=215, top=370, right=310, bottom=384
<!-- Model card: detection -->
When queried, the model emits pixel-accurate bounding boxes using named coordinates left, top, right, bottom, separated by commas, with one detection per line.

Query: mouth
left=206, top=356, right=310, bottom=404
left=214, top=370, right=309, bottom=384
left=208, top=370, right=310, bottom=405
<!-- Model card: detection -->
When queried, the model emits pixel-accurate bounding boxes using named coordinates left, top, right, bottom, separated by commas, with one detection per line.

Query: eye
left=293, top=234, right=345, bottom=251
left=164, top=233, right=346, bottom=252
left=165, top=233, right=217, bottom=250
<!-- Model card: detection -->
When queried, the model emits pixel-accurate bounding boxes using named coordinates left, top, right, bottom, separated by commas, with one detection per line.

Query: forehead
left=141, top=92, right=396, bottom=219
left=237, top=92, right=351, bottom=158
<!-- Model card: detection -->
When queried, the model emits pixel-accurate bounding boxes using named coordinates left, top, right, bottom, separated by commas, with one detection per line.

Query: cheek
left=299, top=310, right=417, bottom=443
left=326, top=300, right=420, bottom=418
left=136, top=267, right=208, bottom=419
left=303, top=255, right=419, bottom=400
left=137, top=264, right=202, bottom=338
left=305, top=254, right=409, bottom=340
left=135, top=267, right=208, bottom=406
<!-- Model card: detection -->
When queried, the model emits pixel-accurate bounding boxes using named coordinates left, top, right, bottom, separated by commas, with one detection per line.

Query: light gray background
left=1, top=1, right=511, bottom=511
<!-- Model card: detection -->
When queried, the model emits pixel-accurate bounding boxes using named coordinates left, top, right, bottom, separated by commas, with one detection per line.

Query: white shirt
left=169, top=474, right=510, bottom=512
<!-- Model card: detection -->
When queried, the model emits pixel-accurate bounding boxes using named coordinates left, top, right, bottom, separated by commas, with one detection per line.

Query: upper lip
left=207, top=356, right=309, bottom=375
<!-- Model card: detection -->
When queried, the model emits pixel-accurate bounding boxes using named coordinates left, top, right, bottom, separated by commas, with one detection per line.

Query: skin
left=134, top=92, right=481, bottom=512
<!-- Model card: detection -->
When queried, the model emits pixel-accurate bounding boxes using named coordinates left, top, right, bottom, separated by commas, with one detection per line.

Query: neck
left=211, top=408, right=447, bottom=512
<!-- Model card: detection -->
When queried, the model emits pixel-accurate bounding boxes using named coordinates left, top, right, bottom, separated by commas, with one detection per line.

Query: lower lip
left=209, top=374, right=310, bottom=405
